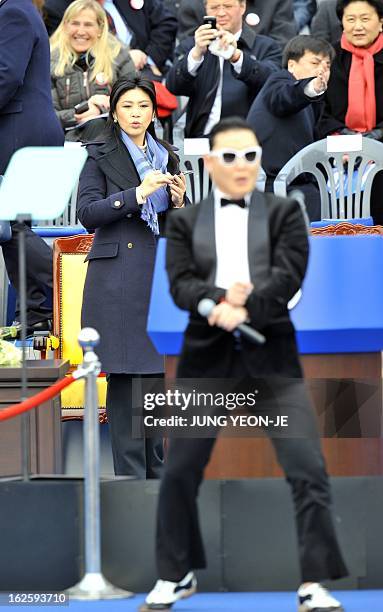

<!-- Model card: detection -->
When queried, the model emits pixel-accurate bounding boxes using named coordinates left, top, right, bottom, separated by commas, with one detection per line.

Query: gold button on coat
left=114, top=200, right=122, bottom=208
left=127, top=242, right=133, bottom=249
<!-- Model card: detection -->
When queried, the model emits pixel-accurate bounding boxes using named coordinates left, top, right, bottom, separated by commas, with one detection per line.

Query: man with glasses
left=142, top=117, right=347, bottom=612
left=177, top=0, right=296, bottom=48
left=166, top=0, right=281, bottom=137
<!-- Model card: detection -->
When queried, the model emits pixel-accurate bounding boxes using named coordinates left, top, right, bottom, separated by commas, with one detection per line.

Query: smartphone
left=74, top=101, right=89, bottom=114
left=203, top=15, right=217, bottom=30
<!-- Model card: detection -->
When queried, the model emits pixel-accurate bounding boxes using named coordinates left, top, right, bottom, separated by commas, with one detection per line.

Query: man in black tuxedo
left=247, top=35, right=334, bottom=221
left=177, top=0, right=296, bottom=48
left=44, top=0, right=177, bottom=74
left=166, top=0, right=281, bottom=137
left=142, top=118, right=347, bottom=611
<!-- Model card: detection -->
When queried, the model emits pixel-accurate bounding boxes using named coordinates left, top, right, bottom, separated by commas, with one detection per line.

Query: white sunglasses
left=209, top=146, right=262, bottom=166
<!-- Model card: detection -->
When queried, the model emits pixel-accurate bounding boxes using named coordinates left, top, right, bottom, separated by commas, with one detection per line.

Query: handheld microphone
left=197, top=299, right=266, bottom=345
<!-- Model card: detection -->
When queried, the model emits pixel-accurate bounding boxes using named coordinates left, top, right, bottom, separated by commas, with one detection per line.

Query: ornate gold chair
left=53, top=234, right=107, bottom=421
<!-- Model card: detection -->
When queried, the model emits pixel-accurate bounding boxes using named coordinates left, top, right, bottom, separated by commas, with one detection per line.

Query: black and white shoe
left=142, top=571, right=197, bottom=610
left=298, top=583, right=344, bottom=611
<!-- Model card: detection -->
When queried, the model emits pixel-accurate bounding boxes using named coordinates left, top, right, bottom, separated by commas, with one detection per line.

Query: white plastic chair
left=179, top=153, right=266, bottom=204
left=273, top=137, right=383, bottom=219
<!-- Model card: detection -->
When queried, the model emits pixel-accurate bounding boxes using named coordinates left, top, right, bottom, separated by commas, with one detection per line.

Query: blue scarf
left=120, top=129, right=169, bottom=235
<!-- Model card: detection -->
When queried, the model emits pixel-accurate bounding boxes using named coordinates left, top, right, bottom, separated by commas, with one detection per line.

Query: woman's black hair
left=105, top=75, right=178, bottom=166
left=336, top=0, right=383, bottom=20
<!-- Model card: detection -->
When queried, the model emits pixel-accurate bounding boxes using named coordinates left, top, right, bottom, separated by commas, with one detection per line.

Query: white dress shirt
left=103, top=0, right=133, bottom=46
left=187, top=31, right=244, bottom=135
left=214, top=188, right=251, bottom=290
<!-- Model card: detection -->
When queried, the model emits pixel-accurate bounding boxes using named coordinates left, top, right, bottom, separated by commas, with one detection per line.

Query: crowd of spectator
left=40, top=0, right=383, bottom=224
left=2, top=0, right=383, bottom=477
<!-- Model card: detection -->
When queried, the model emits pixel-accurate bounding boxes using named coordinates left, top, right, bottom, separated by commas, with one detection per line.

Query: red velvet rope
left=0, top=375, right=76, bottom=422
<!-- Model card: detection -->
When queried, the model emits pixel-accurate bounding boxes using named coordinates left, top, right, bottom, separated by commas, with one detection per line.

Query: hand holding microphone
left=207, top=301, right=248, bottom=331
left=198, top=298, right=266, bottom=345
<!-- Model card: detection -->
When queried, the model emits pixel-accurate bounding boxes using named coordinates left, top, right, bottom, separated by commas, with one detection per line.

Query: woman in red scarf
left=318, top=0, right=383, bottom=222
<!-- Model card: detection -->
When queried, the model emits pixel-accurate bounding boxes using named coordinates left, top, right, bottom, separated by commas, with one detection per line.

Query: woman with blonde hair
left=50, top=0, right=135, bottom=141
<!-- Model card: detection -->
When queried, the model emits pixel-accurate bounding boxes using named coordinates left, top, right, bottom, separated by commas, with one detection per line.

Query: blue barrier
left=147, top=236, right=383, bottom=355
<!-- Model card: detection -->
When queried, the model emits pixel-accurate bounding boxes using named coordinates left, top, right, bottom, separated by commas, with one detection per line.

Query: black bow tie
left=220, top=198, right=246, bottom=208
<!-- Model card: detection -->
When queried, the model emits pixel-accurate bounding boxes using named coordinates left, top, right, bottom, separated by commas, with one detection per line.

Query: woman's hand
left=140, top=170, right=173, bottom=199
left=170, top=173, right=186, bottom=208
left=129, top=49, right=148, bottom=70
left=74, top=101, right=100, bottom=123
left=88, top=94, right=110, bottom=112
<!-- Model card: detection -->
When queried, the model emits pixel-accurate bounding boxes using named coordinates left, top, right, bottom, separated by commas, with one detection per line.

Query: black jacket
left=318, top=43, right=383, bottom=137
left=44, top=0, right=177, bottom=71
left=166, top=25, right=281, bottom=137
left=165, top=191, right=308, bottom=378
left=0, top=0, right=63, bottom=175
left=247, top=69, right=324, bottom=178
left=177, top=0, right=296, bottom=49
left=310, top=0, right=342, bottom=46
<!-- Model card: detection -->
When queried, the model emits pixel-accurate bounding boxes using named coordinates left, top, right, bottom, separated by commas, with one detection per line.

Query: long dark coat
left=77, top=133, right=180, bottom=374
left=0, top=0, right=64, bottom=175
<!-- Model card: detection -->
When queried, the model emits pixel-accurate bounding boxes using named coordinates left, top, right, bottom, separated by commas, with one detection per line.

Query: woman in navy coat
left=77, top=76, right=186, bottom=478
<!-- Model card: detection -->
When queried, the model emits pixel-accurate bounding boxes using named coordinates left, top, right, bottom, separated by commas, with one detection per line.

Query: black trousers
left=106, top=373, right=164, bottom=479
left=1, top=222, right=53, bottom=326
left=156, top=352, right=348, bottom=584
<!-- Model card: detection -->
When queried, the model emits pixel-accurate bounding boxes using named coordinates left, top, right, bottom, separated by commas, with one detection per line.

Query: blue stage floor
left=4, top=591, right=383, bottom=611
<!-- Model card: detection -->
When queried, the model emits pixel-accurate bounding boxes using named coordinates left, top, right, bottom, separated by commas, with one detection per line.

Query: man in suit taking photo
left=166, top=0, right=281, bottom=137
left=142, top=117, right=348, bottom=611
left=177, top=0, right=296, bottom=48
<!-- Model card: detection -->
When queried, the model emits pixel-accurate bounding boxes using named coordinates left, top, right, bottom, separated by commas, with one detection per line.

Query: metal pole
left=67, top=328, right=133, bottom=600
left=84, top=341, right=101, bottom=575
left=17, top=216, right=30, bottom=481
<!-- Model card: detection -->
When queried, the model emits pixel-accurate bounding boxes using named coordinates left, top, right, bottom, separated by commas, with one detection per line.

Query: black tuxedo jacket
left=165, top=191, right=309, bottom=378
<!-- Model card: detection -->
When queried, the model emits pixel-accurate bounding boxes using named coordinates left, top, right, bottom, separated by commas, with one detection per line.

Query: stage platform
left=3, top=591, right=383, bottom=611
left=1, top=477, right=382, bottom=594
